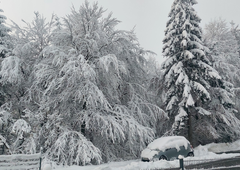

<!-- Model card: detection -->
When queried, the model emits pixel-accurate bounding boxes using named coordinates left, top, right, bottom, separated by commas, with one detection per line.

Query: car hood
left=141, top=148, right=158, bottom=160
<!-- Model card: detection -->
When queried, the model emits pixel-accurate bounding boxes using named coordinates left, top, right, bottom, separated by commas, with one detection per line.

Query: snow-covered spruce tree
left=0, top=8, right=11, bottom=104
left=26, top=1, right=166, bottom=165
left=0, top=8, right=12, bottom=110
left=162, top=0, right=240, bottom=145
left=0, top=9, right=13, bottom=154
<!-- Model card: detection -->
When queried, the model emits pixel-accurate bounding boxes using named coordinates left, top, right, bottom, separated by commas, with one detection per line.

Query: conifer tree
left=0, top=8, right=11, bottom=106
left=0, top=8, right=11, bottom=59
left=161, top=0, right=240, bottom=144
left=0, top=8, right=12, bottom=155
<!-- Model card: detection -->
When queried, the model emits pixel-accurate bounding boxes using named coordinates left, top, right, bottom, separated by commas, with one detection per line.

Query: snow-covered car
left=141, top=136, right=194, bottom=161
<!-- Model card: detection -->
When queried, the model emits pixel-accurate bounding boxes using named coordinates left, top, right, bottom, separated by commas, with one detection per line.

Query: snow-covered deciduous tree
left=204, top=19, right=240, bottom=124
left=230, top=21, right=240, bottom=57
left=0, top=1, right=166, bottom=165
left=228, top=22, right=240, bottom=120
left=161, top=0, right=240, bottom=145
left=0, top=12, right=56, bottom=121
left=0, top=12, right=56, bottom=154
left=16, top=1, right=167, bottom=165
left=204, top=19, right=240, bottom=86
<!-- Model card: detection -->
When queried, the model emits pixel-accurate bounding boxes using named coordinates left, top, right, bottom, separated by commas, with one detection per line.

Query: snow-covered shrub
left=12, top=119, right=31, bottom=139
left=47, top=131, right=102, bottom=166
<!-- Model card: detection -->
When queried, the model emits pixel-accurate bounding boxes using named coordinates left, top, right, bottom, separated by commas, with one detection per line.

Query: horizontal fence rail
left=152, top=158, right=227, bottom=170
left=0, top=153, right=41, bottom=170
left=184, top=158, right=222, bottom=166
left=153, top=156, right=240, bottom=170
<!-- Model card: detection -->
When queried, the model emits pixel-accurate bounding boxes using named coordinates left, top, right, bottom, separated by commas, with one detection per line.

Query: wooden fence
left=0, top=153, right=41, bottom=170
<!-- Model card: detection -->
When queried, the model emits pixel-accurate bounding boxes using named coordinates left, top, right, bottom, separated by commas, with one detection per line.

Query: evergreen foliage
left=161, top=0, right=240, bottom=145
left=0, top=8, right=12, bottom=155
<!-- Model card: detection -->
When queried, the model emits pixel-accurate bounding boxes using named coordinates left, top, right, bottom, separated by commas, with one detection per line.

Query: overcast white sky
left=1, top=0, right=240, bottom=63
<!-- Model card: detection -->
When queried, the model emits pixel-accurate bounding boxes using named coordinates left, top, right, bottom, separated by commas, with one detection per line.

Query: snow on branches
left=0, top=1, right=167, bottom=165
left=12, top=119, right=31, bottom=139
left=161, top=0, right=240, bottom=143
left=48, top=131, right=102, bottom=166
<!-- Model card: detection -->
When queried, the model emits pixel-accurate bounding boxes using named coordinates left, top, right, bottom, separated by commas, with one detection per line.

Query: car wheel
left=141, top=158, right=149, bottom=162
left=159, top=155, right=167, bottom=160
left=187, top=152, right=194, bottom=157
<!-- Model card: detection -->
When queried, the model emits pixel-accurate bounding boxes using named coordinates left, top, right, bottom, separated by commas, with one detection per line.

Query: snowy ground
left=53, top=140, right=240, bottom=170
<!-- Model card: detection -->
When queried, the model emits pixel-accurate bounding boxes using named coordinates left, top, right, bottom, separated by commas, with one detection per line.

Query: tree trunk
left=81, top=101, right=87, bottom=136
left=187, top=107, right=193, bottom=145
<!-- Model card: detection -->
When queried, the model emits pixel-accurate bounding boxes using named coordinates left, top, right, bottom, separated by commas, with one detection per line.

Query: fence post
left=178, top=155, right=184, bottom=170
left=39, top=147, right=43, bottom=170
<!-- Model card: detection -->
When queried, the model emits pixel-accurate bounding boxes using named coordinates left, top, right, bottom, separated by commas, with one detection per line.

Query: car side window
left=179, top=145, right=186, bottom=150
left=165, top=148, right=171, bottom=151
left=166, top=148, right=177, bottom=153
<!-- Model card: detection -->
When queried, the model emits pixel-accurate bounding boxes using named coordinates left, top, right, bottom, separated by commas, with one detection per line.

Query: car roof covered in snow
left=147, top=136, right=190, bottom=151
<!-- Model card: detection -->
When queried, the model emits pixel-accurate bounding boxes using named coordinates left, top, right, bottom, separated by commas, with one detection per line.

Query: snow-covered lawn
left=54, top=140, right=240, bottom=170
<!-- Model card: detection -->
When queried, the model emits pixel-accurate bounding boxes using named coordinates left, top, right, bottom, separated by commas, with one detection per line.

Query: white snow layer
left=140, top=148, right=158, bottom=160
left=175, top=107, right=188, bottom=122
left=186, top=94, right=195, bottom=107
left=184, top=50, right=194, bottom=59
left=12, top=119, right=31, bottom=139
left=196, top=107, right=211, bottom=116
left=55, top=139, right=240, bottom=170
left=146, top=136, right=189, bottom=152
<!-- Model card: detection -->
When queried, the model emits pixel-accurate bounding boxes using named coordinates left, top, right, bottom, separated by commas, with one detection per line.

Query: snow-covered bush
left=12, top=119, right=31, bottom=139
left=11, top=119, right=35, bottom=154
left=47, top=131, right=102, bottom=166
